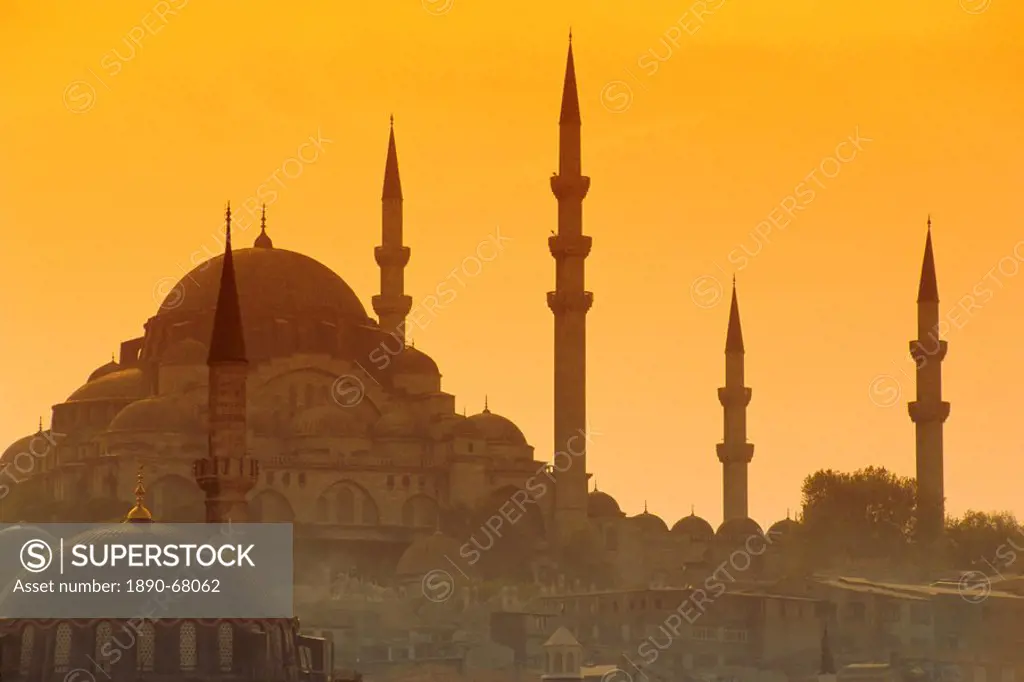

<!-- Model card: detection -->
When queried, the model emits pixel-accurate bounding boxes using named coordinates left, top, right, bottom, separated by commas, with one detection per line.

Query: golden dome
left=124, top=466, right=153, bottom=523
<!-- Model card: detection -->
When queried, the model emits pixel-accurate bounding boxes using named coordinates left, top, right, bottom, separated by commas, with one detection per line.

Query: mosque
left=0, top=38, right=947, bottom=592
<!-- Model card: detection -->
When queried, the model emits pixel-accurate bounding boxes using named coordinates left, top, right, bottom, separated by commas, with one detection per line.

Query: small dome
left=429, top=414, right=465, bottom=441
left=66, top=368, right=147, bottom=403
left=88, top=359, right=121, bottom=382
left=627, top=510, right=668, bottom=533
left=587, top=490, right=623, bottom=518
left=392, top=347, right=440, bottom=376
left=295, top=405, right=368, bottom=438
left=453, top=418, right=485, bottom=439
left=395, top=531, right=466, bottom=578
left=161, top=338, right=208, bottom=366
left=768, top=517, right=801, bottom=538
left=716, top=517, right=764, bottom=540
left=465, top=409, right=527, bottom=446
left=671, top=513, right=715, bottom=541
left=372, top=409, right=422, bottom=440
left=109, top=397, right=200, bottom=434
left=1, top=433, right=42, bottom=464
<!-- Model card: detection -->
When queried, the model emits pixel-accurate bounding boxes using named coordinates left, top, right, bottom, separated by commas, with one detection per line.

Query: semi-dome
left=465, top=409, right=527, bottom=446
left=587, top=490, right=623, bottom=518
left=108, top=397, right=201, bottom=434
left=66, top=368, right=147, bottom=403
left=671, top=513, right=715, bottom=542
left=392, top=347, right=440, bottom=376
left=87, top=359, right=121, bottom=382
left=372, top=409, right=422, bottom=439
left=395, top=531, right=465, bottom=578
left=768, top=517, right=801, bottom=538
left=627, top=510, right=668, bottom=533
left=295, top=405, right=368, bottom=438
left=716, top=517, right=764, bottom=540
left=155, top=247, right=370, bottom=322
left=161, top=338, right=208, bottom=366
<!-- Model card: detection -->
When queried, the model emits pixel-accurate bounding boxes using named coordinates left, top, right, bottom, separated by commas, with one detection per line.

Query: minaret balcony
left=550, top=174, right=591, bottom=200
left=547, top=290, right=594, bottom=315
left=909, top=339, right=947, bottom=365
left=718, top=386, right=752, bottom=407
left=548, top=234, right=592, bottom=259
left=372, top=294, right=413, bottom=317
left=908, top=401, right=950, bottom=424
left=374, top=245, right=411, bottom=268
left=716, top=442, right=754, bottom=464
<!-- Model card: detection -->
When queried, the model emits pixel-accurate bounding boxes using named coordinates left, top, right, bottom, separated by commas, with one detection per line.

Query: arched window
left=567, top=652, right=575, bottom=671
left=19, top=625, right=34, bottom=675
left=553, top=652, right=564, bottom=673
left=217, top=623, right=233, bottom=672
left=360, top=498, right=379, bottom=525
left=179, top=622, right=197, bottom=670
left=137, top=621, right=155, bottom=671
left=53, top=623, right=72, bottom=672
left=95, top=621, right=113, bottom=673
left=335, top=487, right=355, bottom=524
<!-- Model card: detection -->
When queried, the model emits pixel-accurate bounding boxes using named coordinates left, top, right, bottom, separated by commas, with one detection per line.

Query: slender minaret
left=194, top=203, right=259, bottom=523
left=908, top=217, right=948, bottom=541
left=549, top=33, right=593, bottom=539
left=372, top=116, right=413, bottom=343
left=717, top=278, right=754, bottom=522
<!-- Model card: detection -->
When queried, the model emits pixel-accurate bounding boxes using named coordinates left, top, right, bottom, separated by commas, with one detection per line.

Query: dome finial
left=643, top=500, right=648, bottom=514
left=927, top=214, right=932, bottom=231
left=111, top=352, right=115, bottom=362
left=254, top=203, right=274, bottom=248
left=786, top=508, right=791, bottom=520
left=483, top=395, right=490, bottom=413
left=593, top=479, right=598, bottom=492
left=37, top=417, right=42, bottom=433
left=691, top=504, right=695, bottom=516
left=125, top=464, right=153, bottom=523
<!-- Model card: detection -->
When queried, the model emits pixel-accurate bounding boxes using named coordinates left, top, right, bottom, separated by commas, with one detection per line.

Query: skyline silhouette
left=1, top=0, right=1023, bottom=528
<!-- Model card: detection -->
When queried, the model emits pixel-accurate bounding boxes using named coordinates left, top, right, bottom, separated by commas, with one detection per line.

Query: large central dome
left=157, top=247, right=369, bottom=322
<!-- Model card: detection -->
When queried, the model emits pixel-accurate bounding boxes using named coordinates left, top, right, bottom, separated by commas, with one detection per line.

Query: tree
left=800, top=466, right=917, bottom=565
left=946, top=510, right=1023, bottom=571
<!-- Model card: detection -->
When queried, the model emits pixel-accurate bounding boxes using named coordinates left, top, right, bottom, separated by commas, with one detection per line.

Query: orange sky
left=1, top=0, right=1022, bottom=529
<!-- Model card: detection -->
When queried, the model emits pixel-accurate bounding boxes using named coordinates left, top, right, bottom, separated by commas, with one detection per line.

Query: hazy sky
left=1, top=0, right=1022, bottom=529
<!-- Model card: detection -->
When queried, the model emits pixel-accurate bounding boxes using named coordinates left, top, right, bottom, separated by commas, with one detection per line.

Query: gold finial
left=125, top=465, right=153, bottom=523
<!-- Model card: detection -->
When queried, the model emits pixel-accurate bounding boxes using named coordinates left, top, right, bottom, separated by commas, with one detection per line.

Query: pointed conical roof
left=208, top=203, right=248, bottom=364
left=820, top=625, right=836, bottom=675
left=917, top=218, right=938, bottom=303
left=543, top=626, right=580, bottom=647
left=559, top=36, right=581, bottom=125
left=382, top=116, right=402, bottom=201
left=726, top=279, right=744, bottom=353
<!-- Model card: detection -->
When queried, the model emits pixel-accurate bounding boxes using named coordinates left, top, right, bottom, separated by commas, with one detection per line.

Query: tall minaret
left=549, top=33, right=593, bottom=539
left=908, top=217, right=948, bottom=541
left=372, top=117, right=413, bottom=343
left=717, top=279, right=754, bottom=522
left=194, top=203, right=259, bottom=523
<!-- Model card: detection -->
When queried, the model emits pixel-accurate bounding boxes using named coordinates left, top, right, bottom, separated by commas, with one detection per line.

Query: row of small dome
left=94, top=396, right=527, bottom=444
left=588, top=490, right=800, bottom=540
left=2, top=402, right=529, bottom=463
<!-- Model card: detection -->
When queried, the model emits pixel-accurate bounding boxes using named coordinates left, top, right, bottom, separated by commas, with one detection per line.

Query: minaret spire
left=549, top=36, right=593, bottom=540
left=373, top=118, right=413, bottom=343
left=909, top=216, right=948, bottom=543
left=717, top=278, right=754, bottom=521
left=195, top=202, right=259, bottom=523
